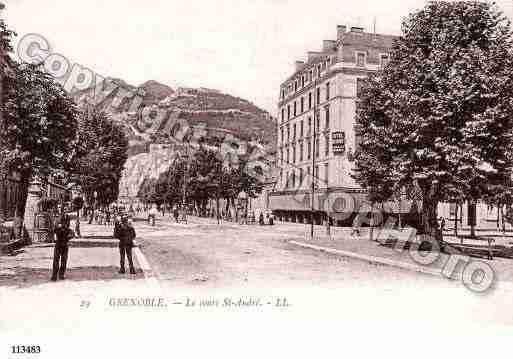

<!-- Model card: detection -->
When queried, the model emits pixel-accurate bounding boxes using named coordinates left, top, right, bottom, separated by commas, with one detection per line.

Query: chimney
left=323, top=40, right=337, bottom=52
left=337, top=25, right=347, bottom=40
left=350, top=26, right=364, bottom=34
left=294, top=61, right=305, bottom=72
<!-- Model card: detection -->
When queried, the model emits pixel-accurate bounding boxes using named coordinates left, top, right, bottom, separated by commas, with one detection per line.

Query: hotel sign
left=332, top=131, right=345, bottom=154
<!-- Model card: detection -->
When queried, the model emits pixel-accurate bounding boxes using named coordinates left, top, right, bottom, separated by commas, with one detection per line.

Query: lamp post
left=310, top=74, right=320, bottom=240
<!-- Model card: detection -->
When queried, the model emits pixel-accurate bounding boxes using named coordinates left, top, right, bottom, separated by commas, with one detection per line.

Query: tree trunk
left=497, top=202, right=500, bottom=230
left=216, top=196, right=220, bottom=225
left=421, top=199, right=439, bottom=240
left=224, top=198, right=229, bottom=216
left=469, top=200, right=477, bottom=238
left=454, top=202, right=458, bottom=238
left=75, top=209, right=81, bottom=238
left=18, top=169, right=32, bottom=218
left=500, top=204, right=506, bottom=234
left=369, top=202, right=374, bottom=241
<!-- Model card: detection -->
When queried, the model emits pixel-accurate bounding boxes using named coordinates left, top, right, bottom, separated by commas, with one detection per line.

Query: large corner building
left=270, top=25, right=397, bottom=225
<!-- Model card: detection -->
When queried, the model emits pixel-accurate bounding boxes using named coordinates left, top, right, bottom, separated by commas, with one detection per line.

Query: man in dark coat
left=51, top=214, right=74, bottom=281
left=173, top=206, right=179, bottom=223
left=115, top=216, right=136, bottom=274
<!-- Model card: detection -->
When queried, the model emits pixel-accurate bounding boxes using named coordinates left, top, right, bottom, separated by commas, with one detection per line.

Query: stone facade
left=272, top=25, right=397, bottom=221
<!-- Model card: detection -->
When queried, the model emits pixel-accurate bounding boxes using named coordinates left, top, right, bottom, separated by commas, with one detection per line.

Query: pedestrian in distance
left=259, top=212, right=265, bottom=225
left=148, top=206, right=158, bottom=226
left=114, top=215, right=136, bottom=274
left=350, top=213, right=362, bottom=237
left=173, top=206, right=179, bottom=223
left=51, top=214, right=74, bottom=281
left=88, top=207, right=94, bottom=224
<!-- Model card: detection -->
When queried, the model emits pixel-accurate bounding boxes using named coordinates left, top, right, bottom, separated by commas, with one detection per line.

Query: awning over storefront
left=270, top=189, right=418, bottom=214
left=270, top=190, right=367, bottom=213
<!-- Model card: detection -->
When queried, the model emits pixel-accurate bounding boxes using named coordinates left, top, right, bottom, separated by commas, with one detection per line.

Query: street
left=136, top=215, right=449, bottom=289
left=2, top=214, right=513, bottom=337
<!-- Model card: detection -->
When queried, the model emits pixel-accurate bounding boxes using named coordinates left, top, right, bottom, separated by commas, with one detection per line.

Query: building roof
left=283, top=51, right=336, bottom=84
left=281, top=30, right=399, bottom=87
left=341, top=31, right=398, bottom=48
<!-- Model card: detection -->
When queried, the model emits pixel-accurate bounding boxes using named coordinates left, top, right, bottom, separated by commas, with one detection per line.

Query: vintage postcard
left=1, top=0, right=513, bottom=358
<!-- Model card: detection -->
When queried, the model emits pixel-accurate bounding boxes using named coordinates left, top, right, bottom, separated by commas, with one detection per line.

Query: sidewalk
left=288, top=227, right=513, bottom=285
left=0, top=223, right=144, bottom=288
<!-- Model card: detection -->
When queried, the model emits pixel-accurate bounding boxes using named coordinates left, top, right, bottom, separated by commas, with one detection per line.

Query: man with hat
left=114, top=215, right=136, bottom=274
left=51, top=214, right=74, bottom=281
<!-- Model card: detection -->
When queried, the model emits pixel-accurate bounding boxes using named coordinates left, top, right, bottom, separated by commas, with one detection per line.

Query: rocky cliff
left=73, top=79, right=277, bottom=199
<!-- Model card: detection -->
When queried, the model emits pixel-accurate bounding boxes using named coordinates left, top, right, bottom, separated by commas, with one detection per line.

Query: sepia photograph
left=1, top=0, right=513, bottom=357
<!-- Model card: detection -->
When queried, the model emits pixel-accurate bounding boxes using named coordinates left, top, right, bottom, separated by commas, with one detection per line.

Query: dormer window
left=356, top=52, right=366, bottom=67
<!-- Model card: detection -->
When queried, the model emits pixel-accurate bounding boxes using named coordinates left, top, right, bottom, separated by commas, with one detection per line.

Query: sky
left=3, top=0, right=513, bottom=114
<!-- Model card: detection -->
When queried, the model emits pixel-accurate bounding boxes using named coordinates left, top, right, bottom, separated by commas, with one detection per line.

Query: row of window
left=279, top=134, right=330, bottom=164
left=280, top=107, right=330, bottom=144
left=282, top=163, right=329, bottom=189
left=355, top=52, right=390, bottom=68
left=281, top=57, right=334, bottom=100
left=280, top=52, right=390, bottom=101
left=281, top=83, right=330, bottom=123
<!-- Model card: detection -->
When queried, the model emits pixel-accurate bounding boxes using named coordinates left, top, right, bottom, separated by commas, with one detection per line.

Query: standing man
left=51, top=214, right=74, bottom=281
left=115, top=215, right=136, bottom=274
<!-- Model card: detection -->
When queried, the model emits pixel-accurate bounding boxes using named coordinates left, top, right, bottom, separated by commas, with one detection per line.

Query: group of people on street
left=258, top=211, right=274, bottom=226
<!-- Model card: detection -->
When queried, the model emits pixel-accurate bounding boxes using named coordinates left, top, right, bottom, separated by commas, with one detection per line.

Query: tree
left=71, top=109, right=128, bottom=208
left=1, top=62, right=78, bottom=218
left=354, top=1, right=513, bottom=236
left=136, top=141, right=265, bottom=220
left=0, top=18, right=15, bottom=178
left=2, top=62, right=78, bottom=181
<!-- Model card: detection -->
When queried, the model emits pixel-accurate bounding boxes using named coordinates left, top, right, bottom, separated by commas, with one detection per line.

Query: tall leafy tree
left=137, top=142, right=265, bottom=217
left=71, top=109, right=128, bottom=207
left=2, top=63, right=78, bottom=182
left=354, top=1, right=513, bottom=235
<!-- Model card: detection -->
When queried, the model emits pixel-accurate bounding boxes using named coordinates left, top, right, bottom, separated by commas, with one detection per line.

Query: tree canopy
left=137, top=142, right=264, bottom=213
left=354, top=1, right=513, bottom=233
left=70, top=109, right=128, bottom=207
left=2, top=62, right=79, bottom=181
